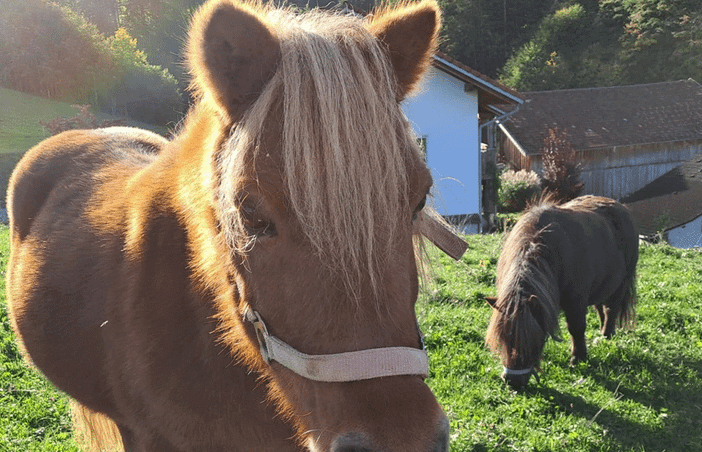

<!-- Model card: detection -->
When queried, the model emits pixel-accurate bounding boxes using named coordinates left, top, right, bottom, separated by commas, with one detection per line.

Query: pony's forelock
left=486, top=219, right=561, bottom=366
left=217, top=7, right=422, bottom=299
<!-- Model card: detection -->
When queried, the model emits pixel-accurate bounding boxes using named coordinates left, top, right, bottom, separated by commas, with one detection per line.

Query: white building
left=403, top=53, right=523, bottom=232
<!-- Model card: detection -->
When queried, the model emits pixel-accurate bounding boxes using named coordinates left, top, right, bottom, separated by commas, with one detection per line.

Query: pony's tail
left=71, top=400, right=123, bottom=452
left=617, top=259, right=638, bottom=329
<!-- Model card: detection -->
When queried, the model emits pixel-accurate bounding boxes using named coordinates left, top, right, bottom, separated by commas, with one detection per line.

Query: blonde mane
left=217, top=6, right=423, bottom=297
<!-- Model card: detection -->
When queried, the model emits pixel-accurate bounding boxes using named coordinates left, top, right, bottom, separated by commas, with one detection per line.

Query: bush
left=498, top=169, right=541, bottom=213
left=0, top=0, right=112, bottom=101
left=39, top=104, right=125, bottom=135
left=97, top=28, right=183, bottom=125
left=0, top=2, right=183, bottom=126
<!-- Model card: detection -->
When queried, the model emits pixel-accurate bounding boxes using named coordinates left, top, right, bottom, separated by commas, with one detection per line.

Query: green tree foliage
left=609, top=0, right=702, bottom=84
left=100, top=28, right=184, bottom=124
left=0, top=0, right=113, bottom=101
left=0, top=0, right=183, bottom=125
left=500, top=4, right=604, bottom=91
left=438, top=0, right=553, bottom=77
left=117, top=0, right=203, bottom=96
left=499, top=0, right=702, bottom=91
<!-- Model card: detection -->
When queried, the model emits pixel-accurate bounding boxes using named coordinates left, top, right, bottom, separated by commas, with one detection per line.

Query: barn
left=498, top=80, right=702, bottom=200
left=403, top=52, right=523, bottom=232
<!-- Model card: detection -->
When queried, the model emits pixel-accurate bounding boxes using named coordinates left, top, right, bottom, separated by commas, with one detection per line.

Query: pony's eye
left=242, top=204, right=277, bottom=237
left=416, top=195, right=427, bottom=212
left=412, top=194, right=427, bottom=222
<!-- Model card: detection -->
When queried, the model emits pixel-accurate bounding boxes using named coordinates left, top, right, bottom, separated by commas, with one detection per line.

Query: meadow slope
left=1, top=227, right=701, bottom=451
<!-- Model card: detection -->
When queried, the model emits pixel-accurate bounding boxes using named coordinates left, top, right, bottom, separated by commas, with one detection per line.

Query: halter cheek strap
left=245, top=309, right=429, bottom=382
left=419, top=214, right=468, bottom=261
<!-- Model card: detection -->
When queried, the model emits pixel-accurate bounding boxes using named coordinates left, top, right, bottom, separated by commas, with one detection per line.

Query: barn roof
left=622, top=153, right=702, bottom=236
left=501, top=79, right=702, bottom=156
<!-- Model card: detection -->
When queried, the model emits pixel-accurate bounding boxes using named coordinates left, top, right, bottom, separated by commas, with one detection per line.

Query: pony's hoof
left=570, top=355, right=586, bottom=366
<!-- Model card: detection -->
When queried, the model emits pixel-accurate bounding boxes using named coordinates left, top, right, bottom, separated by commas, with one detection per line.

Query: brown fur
left=486, top=196, right=638, bottom=384
left=6, top=1, right=448, bottom=451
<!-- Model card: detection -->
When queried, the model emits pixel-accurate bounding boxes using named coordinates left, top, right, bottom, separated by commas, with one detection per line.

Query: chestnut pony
left=485, top=196, right=638, bottom=388
left=6, top=1, right=451, bottom=450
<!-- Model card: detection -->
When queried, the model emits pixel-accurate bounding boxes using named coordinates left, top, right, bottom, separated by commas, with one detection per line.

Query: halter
left=245, top=309, right=429, bottom=382
left=503, top=366, right=541, bottom=384
left=244, top=215, right=467, bottom=382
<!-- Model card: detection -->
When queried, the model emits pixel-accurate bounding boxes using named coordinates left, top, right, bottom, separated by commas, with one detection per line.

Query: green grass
left=0, top=87, right=170, bottom=208
left=0, top=226, right=78, bottom=451
left=0, top=87, right=169, bottom=155
left=1, top=226, right=701, bottom=451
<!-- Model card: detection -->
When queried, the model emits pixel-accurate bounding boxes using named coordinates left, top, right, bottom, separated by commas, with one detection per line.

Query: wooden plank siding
left=502, top=137, right=702, bottom=200
left=497, top=80, right=702, bottom=200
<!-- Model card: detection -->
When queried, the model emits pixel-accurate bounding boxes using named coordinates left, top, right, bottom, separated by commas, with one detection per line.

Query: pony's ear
left=485, top=296, right=499, bottom=310
left=187, top=0, right=281, bottom=121
left=367, top=0, right=441, bottom=100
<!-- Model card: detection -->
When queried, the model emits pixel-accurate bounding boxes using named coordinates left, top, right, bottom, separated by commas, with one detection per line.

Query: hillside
left=0, top=87, right=171, bottom=208
left=0, top=87, right=170, bottom=155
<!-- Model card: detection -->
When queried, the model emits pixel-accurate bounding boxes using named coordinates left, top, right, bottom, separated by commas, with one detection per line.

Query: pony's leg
left=564, top=303, right=588, bottom=365
left=595, top=304, right=606, bottom=332
left=601, top=301, right=622, bottom=339
left=601, top=280, right=631, bottom=338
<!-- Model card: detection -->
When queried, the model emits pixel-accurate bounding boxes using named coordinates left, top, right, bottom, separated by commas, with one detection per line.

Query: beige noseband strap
left=245, top=310, right=428, bottom=382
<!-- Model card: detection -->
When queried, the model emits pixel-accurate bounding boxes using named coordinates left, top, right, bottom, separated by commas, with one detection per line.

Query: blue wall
left=403, top=67, right=480, bottom=217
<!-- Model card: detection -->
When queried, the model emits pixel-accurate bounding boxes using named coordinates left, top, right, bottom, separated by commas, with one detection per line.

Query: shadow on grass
left=532, top=352, right=702, bottom=451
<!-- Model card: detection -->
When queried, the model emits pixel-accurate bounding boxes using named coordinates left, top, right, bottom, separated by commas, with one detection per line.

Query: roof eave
left=432, top=54, right=524, bottom=106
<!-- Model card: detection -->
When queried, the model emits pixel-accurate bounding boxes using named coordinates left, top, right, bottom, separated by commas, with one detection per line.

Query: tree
left=437, top=0, right=552, bottom=78
left=499, top=4, right=604, bottom=91
left=539, top=128, right=583, bottom=203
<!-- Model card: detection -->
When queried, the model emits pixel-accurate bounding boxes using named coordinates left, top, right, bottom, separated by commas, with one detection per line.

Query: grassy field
left=1, top=225, right=701, bottom=451
left=0, top=87, right=170, bottom=208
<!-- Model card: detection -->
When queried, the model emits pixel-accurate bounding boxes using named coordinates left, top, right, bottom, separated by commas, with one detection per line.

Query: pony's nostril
left=332, top=416, right=449, bottom=452
left=432, top=414, right=450, bottom=452
left=334, top=447, right=374, bottom=452
left=331, top=433, right=375, bottom=452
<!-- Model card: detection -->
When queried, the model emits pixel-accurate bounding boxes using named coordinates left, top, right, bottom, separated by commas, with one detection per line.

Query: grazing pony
left=6, top=1, right=452, bottom=450
left=485, top=196, right=638, bottom=388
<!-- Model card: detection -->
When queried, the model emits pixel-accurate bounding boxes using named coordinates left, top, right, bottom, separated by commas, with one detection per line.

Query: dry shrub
left=40, top=104, right=124, bottom=135
left=540, top=127, right=584, bottom=202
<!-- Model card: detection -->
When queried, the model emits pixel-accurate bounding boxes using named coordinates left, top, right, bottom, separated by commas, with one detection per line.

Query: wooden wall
left=500, top=138, right=702, bottom=200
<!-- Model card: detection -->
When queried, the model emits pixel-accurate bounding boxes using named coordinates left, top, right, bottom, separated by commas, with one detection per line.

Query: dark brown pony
left=485, top=195, right=638, bottom=388
left=6, top=1, right=451, bottom=450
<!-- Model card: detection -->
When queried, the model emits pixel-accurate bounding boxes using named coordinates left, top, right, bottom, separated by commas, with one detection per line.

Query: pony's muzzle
left=330, top=414, right=449, bottom=452
left=501, top=367, right=539, bottom=388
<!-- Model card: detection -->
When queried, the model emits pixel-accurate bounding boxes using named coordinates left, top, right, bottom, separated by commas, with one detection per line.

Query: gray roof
left=622, top=153, right=702, bottom=236
left=502, top=79, right=702, bottom=155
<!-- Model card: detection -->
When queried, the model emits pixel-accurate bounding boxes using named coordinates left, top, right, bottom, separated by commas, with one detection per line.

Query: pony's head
left=187, top=1, right=447, bottom=450
left=485, top=220, right=561, bottom=388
